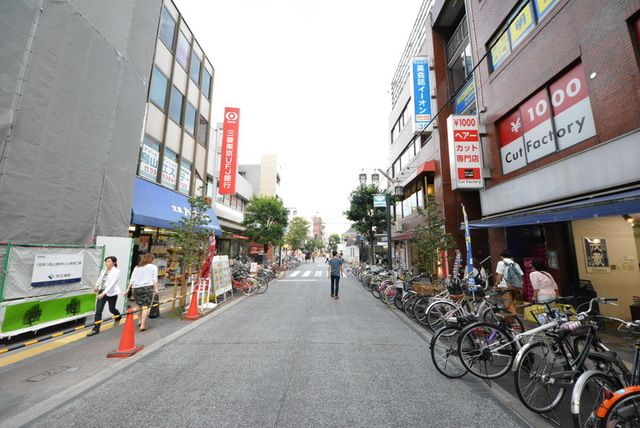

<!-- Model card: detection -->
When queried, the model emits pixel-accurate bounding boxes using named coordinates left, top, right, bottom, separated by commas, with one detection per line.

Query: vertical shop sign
left=519, top=88, right=556, bottom=163
left=161, top=150, right=178, bottom=189
left=139, top=143, right=159, bottom=181
left=410, top=57, right=431, bottom=133
left=218, top=107, right=240, bottom=195
left=509, top=2, right=535, bottom=48
left=178, top=160, right=191, bottom=194
left=548, top=63, right=596, bottom=150
left=447, top=115, right=484, bottom=189
left=498, top=110, right=527, bottom=174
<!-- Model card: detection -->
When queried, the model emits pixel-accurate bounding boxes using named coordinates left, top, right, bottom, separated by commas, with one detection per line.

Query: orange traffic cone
left=107, top=308, right=143, bottom=358
left=182, top=290, right=202, bottom=320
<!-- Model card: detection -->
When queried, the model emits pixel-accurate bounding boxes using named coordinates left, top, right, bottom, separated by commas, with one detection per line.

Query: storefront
left=470, top=188, right=640, bottom=319
left=129, top=177, right=221, bottom=287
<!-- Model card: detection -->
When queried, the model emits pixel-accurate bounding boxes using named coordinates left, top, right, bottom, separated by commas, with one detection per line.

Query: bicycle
left=569, top=317, right=640, bottom=427
left=231, top=269, right=259, bottom=296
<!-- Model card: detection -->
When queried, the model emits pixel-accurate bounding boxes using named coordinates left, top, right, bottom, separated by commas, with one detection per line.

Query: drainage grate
left=26, top=366, right=70, bottom=382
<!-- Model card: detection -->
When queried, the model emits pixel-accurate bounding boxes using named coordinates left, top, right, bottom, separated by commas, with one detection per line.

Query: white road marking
left=279, top=279, right=317, bottom=282
left=314, top=271, right=322, bottom=277
left=289, top=271, right=301, bottom=277
left=302, top=271, right=311, bottom=277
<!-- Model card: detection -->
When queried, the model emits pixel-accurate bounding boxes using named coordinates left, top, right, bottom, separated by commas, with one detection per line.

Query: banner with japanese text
left=218, top=107, right=240, bottom=195
left=410, top=57, right=431, bottom=133
left=447, top=115, right=484, bottom=190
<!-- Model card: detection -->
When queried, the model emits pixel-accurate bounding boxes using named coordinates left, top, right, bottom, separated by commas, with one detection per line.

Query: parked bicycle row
left=350, top=263, right=640, bottom=427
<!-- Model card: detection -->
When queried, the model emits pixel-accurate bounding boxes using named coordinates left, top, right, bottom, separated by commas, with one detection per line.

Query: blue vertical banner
left=410, top=57, right=431, bottom=133
left=462, top=204, right=474, bottom=278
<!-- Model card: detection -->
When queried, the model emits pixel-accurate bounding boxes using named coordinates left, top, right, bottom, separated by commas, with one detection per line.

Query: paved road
left=22, top=263, right=531, bottom=427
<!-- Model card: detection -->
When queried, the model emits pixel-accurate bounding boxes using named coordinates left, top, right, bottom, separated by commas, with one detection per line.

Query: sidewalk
left=0, top=288, right=237, bottom=421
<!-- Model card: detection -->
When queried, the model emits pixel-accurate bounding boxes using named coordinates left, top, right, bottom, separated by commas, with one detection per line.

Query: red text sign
left=218, top=107, right=240, bottom=195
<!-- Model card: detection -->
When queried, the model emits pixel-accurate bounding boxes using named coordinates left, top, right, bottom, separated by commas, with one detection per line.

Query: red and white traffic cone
left=182, top=290, right=202, bottom=321
left=106, top=308, right=143, bottom=358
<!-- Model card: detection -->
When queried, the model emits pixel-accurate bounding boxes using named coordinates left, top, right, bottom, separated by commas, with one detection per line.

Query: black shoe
left=87, top=330, right=99, bottom=337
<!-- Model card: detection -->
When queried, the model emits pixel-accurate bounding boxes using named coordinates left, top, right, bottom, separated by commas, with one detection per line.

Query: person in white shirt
left=87, top=256, right=121, bottom=336
left=529, top=261, right=559, bottom=303
left=494, top=249, right=524, bottom=315
left=124, top=253, right=159, bottom=331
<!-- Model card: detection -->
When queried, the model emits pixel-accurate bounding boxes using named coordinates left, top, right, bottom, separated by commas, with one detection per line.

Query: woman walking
left=125, top=253, right=159, bottom=331
left=87, top=256, right=121, bottom=336
left=529, top=260, right=559, bottom=303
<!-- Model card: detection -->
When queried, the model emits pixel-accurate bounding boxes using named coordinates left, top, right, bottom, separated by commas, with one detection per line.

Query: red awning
left=231, top=234, right=250, bottom=240
left=401, top=160, right=437, bottom=187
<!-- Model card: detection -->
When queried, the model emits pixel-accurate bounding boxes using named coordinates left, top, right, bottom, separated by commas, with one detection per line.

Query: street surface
left=3, top=262, right=539, bottom=427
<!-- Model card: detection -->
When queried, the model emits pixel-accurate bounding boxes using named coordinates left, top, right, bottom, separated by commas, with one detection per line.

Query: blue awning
left=131, top=178, right=221, bottom=235
left=468, top=188, right=640, bottom=229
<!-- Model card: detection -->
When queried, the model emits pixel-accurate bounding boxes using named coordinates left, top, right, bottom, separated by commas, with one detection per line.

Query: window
left=138, top=136, right=159, bottom=181
left=448, top=42, right=473, bottom=95
left=184, top=102, right=197, bottom=135
left=178, top=160, right=192, bottom=194
left=194, top=174, right=204, bottom=196
left=176, top=31, right=190, bottom=70
left=390, top=100, right=411, bottom=144
left=206, top=177, right=214, bottom=198
left=393, top=158, right=401, bottom=178
left=149, top=67, right=168, bottom=110
left=197, top=115, right=208, bottom=147
left=158, top=6, right=176, bottom=51
left=168, top=86, right=184, bottom=124
left=488, top=0, right=559, bottom=72
left=202, top=69, right=212, bottom=99
left=190, top=53, right=201, bottom=86
left=161, top=148, right=178, bottom=189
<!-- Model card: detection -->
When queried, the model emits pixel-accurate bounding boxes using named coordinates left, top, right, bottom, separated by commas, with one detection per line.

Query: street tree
left=284, top=216, right=310, bottom=250
left=243, top=195, right=288, bottom=254
left=413, top=195, right=456, bottom=277
left=344, top=184, right=386, bottom=263
left=171, top=194, right=212, bottom=311
left=327, top=233, right=340, bottom=252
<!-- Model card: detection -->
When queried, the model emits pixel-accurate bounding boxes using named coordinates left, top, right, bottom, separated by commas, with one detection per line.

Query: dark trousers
left=330, top=275, right=340, bottom=296
left=93, top=294, right=120, bottom=332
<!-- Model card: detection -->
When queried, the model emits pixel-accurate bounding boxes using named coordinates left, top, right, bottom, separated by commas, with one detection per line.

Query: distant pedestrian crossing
left=285, top=269, right=327, bottom=278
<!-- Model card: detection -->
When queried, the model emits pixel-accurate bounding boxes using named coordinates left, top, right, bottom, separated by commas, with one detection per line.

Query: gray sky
left=176, top=0, right=423, bottom=236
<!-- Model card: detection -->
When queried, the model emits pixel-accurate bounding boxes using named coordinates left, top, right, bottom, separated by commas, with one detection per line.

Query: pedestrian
left=87, top=256, right=121, bottom=336
left=124, top=253, right=159, bottom=331
left=529, top=261, right=559, bottom=303
left=494, top=249, right=524, bottom=315
left=328, top=250, right=343, bottom=299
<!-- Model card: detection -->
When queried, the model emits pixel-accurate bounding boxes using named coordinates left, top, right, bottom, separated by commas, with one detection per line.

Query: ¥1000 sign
left=497, top=62, right=597, bottom=175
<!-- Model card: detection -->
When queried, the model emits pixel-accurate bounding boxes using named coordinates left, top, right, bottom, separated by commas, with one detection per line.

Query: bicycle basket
left=412, top=282, right=436, bottom=296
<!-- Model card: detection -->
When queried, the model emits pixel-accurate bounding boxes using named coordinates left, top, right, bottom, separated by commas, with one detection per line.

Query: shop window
left=149, top=67, right=169, bottom=110
left=190, top=53, right=201, bottom=86
left=184, top=102, right=197, bottom=135
left=197, top=116, right=208, bottom=147
left=158, top=6, right=177, bottom=51
left=139, top=136, right=159, bottom=181
left=168, top=86, right=184, bottom=125
left=176, top=31, right=190, bottom=70
left=202, top=69, right=212, bottom=100
left=161, top=148, right=178, bottom=189
left=178, top=160, right=192, bottom=194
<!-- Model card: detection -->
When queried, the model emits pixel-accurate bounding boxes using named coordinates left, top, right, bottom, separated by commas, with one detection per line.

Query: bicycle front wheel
left=430, top=326, right=467, bottom=379
left=425, top=301, right=458, bottom=332
left=571, top=371, right=621, bottom=428
left=596, top=388, right=640, bottom=428
left=514, top=341, right=566, bottom=413
left=240, top=278, right=259, bottom=296
left=256, top=278, right=269, bottom=294
left=457, top=322, right=516, bottom=379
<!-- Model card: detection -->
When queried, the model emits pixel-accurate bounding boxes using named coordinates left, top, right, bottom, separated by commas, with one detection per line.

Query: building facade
left=239, top=155, right=282, bottom=199
left=388, top=0, right=640, bottom=319
left=0, top=0, right=161, bottom=245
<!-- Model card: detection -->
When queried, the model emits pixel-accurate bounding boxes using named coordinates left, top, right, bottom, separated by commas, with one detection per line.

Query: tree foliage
left=327, top=233, right=340, bottom=251
left=344, top=184, right=387, bottom=243
left=413, top=195, right=456, bottom=275
left=243, top=195, right=288, bottom=252
left=284, top=216, right=309, bottom=250
left=171, top=195, right=212, bottom=309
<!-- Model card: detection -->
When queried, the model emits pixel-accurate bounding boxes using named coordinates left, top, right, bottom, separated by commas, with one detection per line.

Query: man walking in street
left=328, top=250, right=343, bottom=300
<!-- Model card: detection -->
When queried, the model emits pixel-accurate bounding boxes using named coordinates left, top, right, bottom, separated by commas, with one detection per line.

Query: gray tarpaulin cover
left=0, top=0, right=161, bottom=245
left=2, top=245, right=102, bottom=301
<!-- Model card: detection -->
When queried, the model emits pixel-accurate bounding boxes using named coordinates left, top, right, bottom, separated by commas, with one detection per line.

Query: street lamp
left=359, top=173, right=367, bottom=186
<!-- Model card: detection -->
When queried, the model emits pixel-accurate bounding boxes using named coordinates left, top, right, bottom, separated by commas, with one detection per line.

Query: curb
left=2, top=295, right=246, bottom=428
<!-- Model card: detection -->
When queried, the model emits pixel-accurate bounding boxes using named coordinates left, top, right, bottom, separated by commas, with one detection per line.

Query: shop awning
left=468, top=188, right=640, bottom=229
left=131, top=178, right=222, bottom=235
